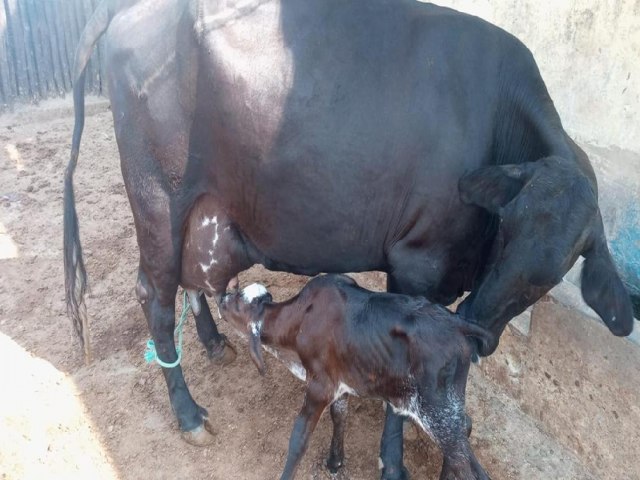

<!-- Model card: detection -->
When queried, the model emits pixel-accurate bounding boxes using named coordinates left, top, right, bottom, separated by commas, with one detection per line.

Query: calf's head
left=220, top=283, right=272, bottom=375
left=459, top=156, right=634, bottom=354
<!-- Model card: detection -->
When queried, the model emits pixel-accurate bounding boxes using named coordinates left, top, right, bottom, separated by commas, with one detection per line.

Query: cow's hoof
left=208, top=334, right=237, bottom=366
left=181, top=417, right=215, bottom=446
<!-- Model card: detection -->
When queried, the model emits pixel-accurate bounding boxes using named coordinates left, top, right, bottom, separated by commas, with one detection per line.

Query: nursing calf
left=220, top=274, right=491, bottom=480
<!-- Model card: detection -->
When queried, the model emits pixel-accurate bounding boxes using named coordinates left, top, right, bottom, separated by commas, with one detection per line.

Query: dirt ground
left=0, top=98, right=604, bottom=480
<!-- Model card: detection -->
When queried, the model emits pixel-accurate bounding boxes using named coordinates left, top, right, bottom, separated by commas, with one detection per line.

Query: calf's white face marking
left=241, top=283, right=269, bottom=303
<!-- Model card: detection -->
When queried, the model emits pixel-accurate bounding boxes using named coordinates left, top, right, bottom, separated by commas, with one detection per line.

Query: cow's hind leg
left=193, top=294, right=237, bottom=365
left=136, top=267, right=215, bottom=446
left=123, top=155, right=214, bottom=445
left=280, top=381, right=330, bottom=480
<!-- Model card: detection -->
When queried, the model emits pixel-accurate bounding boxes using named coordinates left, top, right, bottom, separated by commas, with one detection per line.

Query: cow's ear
left=459, top=164, right=532, bottom=213
left=581, top=220, right=634, bottom=337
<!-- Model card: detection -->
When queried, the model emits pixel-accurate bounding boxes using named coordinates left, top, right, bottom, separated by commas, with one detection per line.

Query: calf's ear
left=581, top=222, right=634, bottom=337
left=249, top=330, right=266, bottom=375
left=459, top=164, right=532, bottom=213
left=247, top=302, right=268, bottom=376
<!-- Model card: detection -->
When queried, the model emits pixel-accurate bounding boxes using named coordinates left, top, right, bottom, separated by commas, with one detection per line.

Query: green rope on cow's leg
left=144, top=290, right=192, bottom=368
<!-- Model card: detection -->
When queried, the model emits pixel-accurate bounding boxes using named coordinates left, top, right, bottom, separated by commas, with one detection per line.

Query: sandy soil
left=0, top=98, right=600, bottom=480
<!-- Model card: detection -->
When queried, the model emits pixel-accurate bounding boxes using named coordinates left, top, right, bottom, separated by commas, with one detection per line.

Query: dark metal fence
left=0, top=0, right=105, bottom=110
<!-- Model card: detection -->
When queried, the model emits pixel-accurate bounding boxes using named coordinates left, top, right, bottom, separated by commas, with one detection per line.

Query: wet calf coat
left=220, top=275, right=492, bottom=480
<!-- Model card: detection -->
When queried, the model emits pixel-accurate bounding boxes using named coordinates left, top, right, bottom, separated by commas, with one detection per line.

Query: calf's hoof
left=440, top=463, right=489, bottom=480
left=325, top=457, right=343, bottom=475
left=208, top=334, right=237, bottom=366
left=380, top=465, right=410, bottom=480
left=181, top=416, right=215, bottom=446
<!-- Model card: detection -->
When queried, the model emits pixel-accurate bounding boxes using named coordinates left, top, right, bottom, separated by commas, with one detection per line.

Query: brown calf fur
left=220, top=274, right=492, bottom=480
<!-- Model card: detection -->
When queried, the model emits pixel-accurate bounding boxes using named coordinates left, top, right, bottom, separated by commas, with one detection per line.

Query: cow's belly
left=193, top=1, right=491, bottom=274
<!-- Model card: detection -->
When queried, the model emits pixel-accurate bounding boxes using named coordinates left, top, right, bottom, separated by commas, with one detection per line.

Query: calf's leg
left=326, top=395, right=348, bottom=473
left=280, top=383, right=330, bottom=480
left=379, top=403, right=409, bottom=480
left=415, top=387, right=488, bottom=480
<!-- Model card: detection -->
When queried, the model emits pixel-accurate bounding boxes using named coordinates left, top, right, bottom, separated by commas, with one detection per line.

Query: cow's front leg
left=280, top=382, right=330, bottom=480
left=136, top=267, right=215, bottom=446
left=193, top=293, right=237, bottom=365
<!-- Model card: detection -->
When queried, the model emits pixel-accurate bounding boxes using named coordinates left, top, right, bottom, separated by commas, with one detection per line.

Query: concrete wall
left=432, top=0, right=640, bottom=152
left=432, top=0, right=640, bottom=302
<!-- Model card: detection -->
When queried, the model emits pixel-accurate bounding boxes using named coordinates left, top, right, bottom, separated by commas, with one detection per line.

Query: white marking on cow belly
left=199, top=261, right=217, bottom=273
left=333, top=382, right=358, bottom=402
left=199, top=217, right=221, bottom=274
left=201, top=215, right=218, bottom=228
left=242, top=283, right=269, bottom=302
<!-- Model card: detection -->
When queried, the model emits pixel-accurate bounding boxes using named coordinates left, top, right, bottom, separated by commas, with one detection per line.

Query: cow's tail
left=64, top=0, right=112, bottom=364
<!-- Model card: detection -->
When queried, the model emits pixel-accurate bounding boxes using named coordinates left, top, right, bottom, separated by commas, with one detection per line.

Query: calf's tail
left=64, top=0, right=112, bottom=363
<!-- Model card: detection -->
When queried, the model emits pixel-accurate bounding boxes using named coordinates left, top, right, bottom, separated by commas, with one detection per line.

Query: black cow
left=64, top=1, right=634, bottom=478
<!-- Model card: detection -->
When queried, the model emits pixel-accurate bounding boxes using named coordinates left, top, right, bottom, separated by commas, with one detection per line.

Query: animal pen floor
left=0, top=98, right=636, bottom=480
